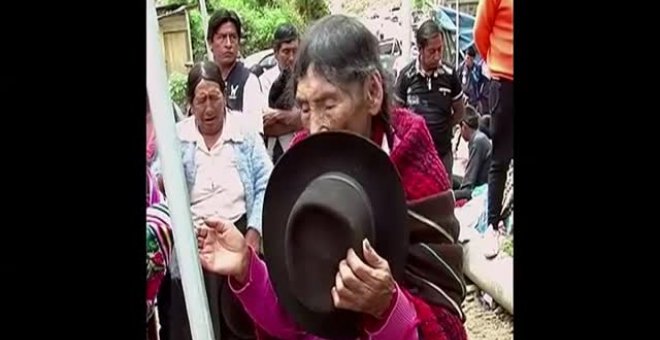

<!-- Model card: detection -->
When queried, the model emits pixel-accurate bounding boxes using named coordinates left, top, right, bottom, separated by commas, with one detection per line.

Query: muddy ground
left=463, top=284, right=514, bottom=340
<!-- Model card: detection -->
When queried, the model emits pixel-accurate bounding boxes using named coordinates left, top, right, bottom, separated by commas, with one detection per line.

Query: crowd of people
left=146, top=0, right=513, bottom=338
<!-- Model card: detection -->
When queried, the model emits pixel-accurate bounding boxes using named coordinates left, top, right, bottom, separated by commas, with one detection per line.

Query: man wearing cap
left=394, top=19, right=465, bottom=178
left=208, top=9, right=266, bottom=135
left=259, top=23, right=302, bottom=163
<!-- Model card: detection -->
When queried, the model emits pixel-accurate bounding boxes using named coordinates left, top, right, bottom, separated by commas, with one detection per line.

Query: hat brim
left=262, top=131, right=408, bottom=339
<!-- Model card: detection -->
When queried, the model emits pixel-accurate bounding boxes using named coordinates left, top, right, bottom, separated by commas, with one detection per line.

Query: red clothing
left=291, top=108, right=452, bottom=200
left=290, top=109, right=466, bottom=340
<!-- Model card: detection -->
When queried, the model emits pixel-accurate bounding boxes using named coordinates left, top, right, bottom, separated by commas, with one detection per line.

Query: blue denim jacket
left=151, top=115, right=273, bottom=278
left=152, top=122, right=273, bottom=234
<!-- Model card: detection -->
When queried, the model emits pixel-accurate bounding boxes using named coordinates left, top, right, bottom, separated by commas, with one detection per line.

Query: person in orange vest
left=474, top=0, right=513, bottom=259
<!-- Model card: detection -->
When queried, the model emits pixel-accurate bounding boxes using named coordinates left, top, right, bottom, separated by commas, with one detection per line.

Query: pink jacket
left=229, top=249, right=420, bottom=340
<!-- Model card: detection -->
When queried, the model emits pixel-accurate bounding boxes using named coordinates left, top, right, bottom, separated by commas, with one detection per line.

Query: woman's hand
left=331, top=239, right=396, bottom=318
left=197, top=218, right=250, bottom=283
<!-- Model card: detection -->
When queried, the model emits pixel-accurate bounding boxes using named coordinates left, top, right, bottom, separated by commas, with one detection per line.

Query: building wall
left=439, top=0, right=479, bottom=16
left=158, top=13, right=192, bottom=76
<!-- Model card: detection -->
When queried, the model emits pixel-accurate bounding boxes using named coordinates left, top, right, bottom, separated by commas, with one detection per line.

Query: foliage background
left=164, top=0, right=328, bottom=106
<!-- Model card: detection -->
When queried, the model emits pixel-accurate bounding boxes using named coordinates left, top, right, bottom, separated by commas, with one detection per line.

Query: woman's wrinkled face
left=191, top=80, right=225, bottom=135
left=295, top=67, right=382, bottom=137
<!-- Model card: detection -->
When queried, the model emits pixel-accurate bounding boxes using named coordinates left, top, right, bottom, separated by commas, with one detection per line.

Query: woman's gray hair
left=292, top=15, right=393, bottom=126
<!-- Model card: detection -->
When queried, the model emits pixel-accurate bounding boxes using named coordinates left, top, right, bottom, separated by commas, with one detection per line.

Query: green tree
left=291, top=0, right=329, bottom=22
left=204, top=0, right=307, bottom=55
left=166, top=0, right=326, bottom=102
left=177, top=0, right=330, bottom=56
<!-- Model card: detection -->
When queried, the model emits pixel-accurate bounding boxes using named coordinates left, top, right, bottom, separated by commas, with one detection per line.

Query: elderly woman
left=153, top=61, right=272, bottom=340
left=197, top=15, right=466, bottom=340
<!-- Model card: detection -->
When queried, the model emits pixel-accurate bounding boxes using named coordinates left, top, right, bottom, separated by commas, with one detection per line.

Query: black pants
left=439, top=150, right=453, bottom=179
left=487, top=79, right=513, bottom=229
left=452, top=175, right=462, bottom=190
left=452, top=175, right=472, bottom=201
left=157, top=216, right=255, bottom=340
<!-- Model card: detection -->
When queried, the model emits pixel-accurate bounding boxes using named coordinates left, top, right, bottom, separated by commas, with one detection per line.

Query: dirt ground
left=463, top=285, right=514, bottom=340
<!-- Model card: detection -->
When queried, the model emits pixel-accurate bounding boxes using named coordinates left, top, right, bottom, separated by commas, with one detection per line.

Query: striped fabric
left=146, top=168, right=172, bottom=322
left=147, top=203, right=173, bottom=267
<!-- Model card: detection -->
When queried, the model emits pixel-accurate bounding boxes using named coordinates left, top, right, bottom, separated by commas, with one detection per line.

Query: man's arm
left=261, top=68, right=301, bottom=136
left=243, top=74, right=266, bottom=135
left=263, top=108, right=302, bottom=136
left=450, top=71, right=465, bottom=126
left=474, top=0, right=497, bottom=59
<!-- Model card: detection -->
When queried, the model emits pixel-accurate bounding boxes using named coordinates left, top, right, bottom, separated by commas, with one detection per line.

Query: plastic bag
left=456, top=185, right=488, bottom=242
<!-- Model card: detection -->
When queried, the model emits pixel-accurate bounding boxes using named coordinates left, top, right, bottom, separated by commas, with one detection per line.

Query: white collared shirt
left=176, top=111, right=246, bottom=227
left=242, top=73, right=267, bottom=135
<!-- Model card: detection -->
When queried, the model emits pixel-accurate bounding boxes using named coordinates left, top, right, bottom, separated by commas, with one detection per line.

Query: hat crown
left=285, top=172, right=375, bottom=313
left=263, top=131, right=408, bottom=338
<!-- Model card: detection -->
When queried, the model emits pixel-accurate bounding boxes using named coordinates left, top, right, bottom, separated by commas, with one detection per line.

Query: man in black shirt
left=394, top=20, right=465, bottom=177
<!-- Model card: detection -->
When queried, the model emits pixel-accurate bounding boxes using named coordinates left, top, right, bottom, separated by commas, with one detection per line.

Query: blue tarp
left=435, top=6, right=476, bottom=54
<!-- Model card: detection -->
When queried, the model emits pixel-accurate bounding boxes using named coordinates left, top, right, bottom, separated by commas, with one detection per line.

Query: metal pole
left=198, top=0, right=213, bottom=61
left=146, top=1, right=216, bottom=340
left=455, top=0, right=460, bottom=69
left=401, top=0, right=412, bottom=63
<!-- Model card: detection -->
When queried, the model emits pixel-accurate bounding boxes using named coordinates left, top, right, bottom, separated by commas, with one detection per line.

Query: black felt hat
left=262, top=131, right=408, bottom=339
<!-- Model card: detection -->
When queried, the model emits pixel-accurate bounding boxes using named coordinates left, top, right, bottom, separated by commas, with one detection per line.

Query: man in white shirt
left=260, top=23, right=302, bottom=162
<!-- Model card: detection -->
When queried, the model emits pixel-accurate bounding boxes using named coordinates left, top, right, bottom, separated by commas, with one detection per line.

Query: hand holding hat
left=197, top=218, right=250, bottom=284
left=263, top=132, right=408, bottom=338
left=331, top=239, right=396, bottom=318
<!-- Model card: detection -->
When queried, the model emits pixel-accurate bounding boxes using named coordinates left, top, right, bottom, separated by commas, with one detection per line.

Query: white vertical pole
left=401, top=0, right=412, bottom=63
left=147, top=1, right=216, bottom=340
left=455, top=0, right=460, bottom=69
left=198, top=0, right=214, bottom=61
